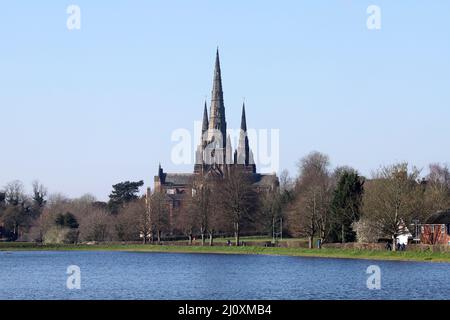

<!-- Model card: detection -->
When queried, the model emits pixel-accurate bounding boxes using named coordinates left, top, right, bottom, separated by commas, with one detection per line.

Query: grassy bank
left=1, top=242, right=449, bottom=263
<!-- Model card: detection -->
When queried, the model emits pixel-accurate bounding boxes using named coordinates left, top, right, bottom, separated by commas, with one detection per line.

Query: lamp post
left=412, top=219, right=420, bottom=243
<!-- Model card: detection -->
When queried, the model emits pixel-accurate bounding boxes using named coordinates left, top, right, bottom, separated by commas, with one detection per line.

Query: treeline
left=0, top=180, right=151, bottom=243
left=174, top=152, right=450, bottom=249
left=1, top=151, right=449, bottom=249
left=286, top=152, right=450, bottom=250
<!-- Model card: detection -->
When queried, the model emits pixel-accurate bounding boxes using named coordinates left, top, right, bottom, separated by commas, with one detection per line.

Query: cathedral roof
left=164, top=173, right=195, bottom=186
left=251, top=173, right=279, bottom=188
left=159, top=172, right=278, bottom=188
left=166, top=193, right=188, bottom=201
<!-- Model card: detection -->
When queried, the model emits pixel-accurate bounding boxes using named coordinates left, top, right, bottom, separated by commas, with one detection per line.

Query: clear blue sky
left=1, top=1, right=449, bottom=200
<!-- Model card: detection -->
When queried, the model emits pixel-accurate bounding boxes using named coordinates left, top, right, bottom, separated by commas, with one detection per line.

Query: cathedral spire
left=208, top=48, right=226, bottom=147
left=195, top=103, right=207, bottom=166
left=237, top=103, right=250, bottom=166
left=202, top=101, right=209, bottom=134
left=240, top=102, right=247, bottom=132
left=212, top=48, right=222, bottom=98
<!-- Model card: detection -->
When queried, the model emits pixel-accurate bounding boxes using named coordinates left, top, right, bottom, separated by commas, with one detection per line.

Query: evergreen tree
left=108, top=180, right=144, bottom=213
left=55, top=212, right=79, bottom=229
left=331, top=171, right=364, bottom=243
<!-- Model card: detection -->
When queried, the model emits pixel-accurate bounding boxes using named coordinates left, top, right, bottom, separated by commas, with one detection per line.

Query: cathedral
left=154, top=50, right=279, bottom=220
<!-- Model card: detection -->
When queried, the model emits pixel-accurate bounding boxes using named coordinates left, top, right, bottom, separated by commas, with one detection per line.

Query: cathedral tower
left=204, top=49, right=227, bottom=168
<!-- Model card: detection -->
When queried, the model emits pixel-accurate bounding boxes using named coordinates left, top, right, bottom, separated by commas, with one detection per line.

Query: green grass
left=1, top=242, right=449, bottom=263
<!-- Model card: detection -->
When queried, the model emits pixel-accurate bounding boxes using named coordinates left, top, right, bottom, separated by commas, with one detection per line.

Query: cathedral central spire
left=208, top=48, right=227, bottom=147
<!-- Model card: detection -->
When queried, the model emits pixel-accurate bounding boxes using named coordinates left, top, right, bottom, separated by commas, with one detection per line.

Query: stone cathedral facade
left=154, top=50, right=279, bottom=222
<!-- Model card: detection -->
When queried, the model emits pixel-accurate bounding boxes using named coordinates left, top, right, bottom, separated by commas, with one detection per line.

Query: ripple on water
left=0, top=251, right=448, bottom=300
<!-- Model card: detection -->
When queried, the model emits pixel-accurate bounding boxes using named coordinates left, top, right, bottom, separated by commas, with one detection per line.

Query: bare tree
left=362, top=163, right=423, bottom=251
left=191, top=175, right=213, bottom=245
left=4, top=180, right=26, bottom=206
left=149, top=191, right=169, bottom=244
left=113, top=209, right=138, bottom=241
left=175, top=196, right=196, bottom=244
left=221, top=168, right=257, bottom=246
left=1, top=181, right=32, bottom=239
left=206, top=180, right=226, bottom=246
left=1, top=206, right=28, bottom=240
left=258, top=188, right=283, bottom=239
left=288, top=152, right=333, bottom=249
left=423, top=163, right=450, bottom=214
left=31, top=194, right=72, bottom=242
left=134, top=198, right=151, bottom=243
left=78, top=208, right=111, bottom=242
left=32, top=180, right=47, bottom=208
left=428, top=163, right=450, bottom=187
left=279, top=169, right=294, bottom=193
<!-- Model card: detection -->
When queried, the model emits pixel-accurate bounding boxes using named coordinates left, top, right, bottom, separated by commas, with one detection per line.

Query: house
left=396, top=221, right=413, bottom=246
left=420, top=210, right=450, bottom=245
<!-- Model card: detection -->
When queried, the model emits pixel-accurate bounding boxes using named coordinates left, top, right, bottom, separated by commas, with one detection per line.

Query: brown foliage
left=362, top=163, right=424, bottom=250
left=220, top=167, right=258, bottom=246
left=287, top=152, right=334, bottom=248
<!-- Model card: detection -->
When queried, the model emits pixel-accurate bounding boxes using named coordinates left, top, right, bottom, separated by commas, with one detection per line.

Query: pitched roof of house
left=425, top=210, right=450, bottom=224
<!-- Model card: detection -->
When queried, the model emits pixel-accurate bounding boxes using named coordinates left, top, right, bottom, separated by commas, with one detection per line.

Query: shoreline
left=1, top=243, right=449, bottom=263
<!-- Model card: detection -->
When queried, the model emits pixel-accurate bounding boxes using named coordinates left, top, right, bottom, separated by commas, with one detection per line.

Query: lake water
left=0, top=251, right=449, bottom=300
